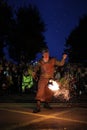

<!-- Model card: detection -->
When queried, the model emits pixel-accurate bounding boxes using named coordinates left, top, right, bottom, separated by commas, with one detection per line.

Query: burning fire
left=48, top=79, right=60, bottom=91
left=48, top=79, right=70, bottom=101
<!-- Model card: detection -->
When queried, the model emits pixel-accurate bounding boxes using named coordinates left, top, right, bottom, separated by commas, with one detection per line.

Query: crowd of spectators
left=0, top=57, right=87, bottom=97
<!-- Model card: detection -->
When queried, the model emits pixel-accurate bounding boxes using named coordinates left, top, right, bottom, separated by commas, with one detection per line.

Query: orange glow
left=48, top=79, right=70, bottom=101
left=48, top=79, right=60, bottom=91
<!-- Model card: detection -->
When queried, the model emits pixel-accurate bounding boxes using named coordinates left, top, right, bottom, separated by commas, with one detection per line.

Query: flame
left=48, top=79, right=60, bottom=91
left=48, top=79, right=70, bottom=101
left=54, top=89, right=70, bottom=101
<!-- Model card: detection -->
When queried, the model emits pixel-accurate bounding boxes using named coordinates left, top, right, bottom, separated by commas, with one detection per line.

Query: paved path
left=0, top=93, right=87, bottom=129
left=0, top=102, right=87, bottom=130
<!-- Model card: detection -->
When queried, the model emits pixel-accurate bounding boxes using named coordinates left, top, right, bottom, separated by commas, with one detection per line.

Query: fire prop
left=48, top=79, right=60, bottom=91
left=48, top=79, right=70, bottom=101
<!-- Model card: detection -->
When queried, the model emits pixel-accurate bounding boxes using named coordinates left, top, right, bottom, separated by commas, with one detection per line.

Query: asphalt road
left=0, top=93, right=87, bottom=130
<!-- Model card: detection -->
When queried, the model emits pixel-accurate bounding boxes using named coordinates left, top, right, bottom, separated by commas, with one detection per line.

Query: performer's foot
left=33, top=107, right=41, bottom=113
left=44, top=103, right=52, bottom=109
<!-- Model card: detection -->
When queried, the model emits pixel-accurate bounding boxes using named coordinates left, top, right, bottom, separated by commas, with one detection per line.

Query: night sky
left=7, top=0, right=87, bottom=60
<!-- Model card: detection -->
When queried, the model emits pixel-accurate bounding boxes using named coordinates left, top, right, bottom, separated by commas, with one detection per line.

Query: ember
left=48, top=79, right=70, bottom=101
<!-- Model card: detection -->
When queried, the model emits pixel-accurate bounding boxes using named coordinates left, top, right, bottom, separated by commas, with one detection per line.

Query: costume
left=33, top=48, right=67, bottom=113
left=34, top=57, right=65, bottom=102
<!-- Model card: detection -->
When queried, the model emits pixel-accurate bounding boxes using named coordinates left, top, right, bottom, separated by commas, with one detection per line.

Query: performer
left=33, top=47, right=67, bottom=113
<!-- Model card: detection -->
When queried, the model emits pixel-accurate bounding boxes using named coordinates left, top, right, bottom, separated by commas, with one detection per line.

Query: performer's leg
left=43, top=102, right=52, bottom=109
left=33, top=100, right=41, bottom=113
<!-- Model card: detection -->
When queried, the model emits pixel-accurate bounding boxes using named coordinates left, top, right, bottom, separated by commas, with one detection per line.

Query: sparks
left=48, top=79, right=70, bottom=101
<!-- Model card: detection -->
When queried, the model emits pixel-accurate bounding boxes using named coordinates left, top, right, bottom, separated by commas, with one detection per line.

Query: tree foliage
left=8, top=4, right=47, bottom=62
left=0, top=0, right=13, bottom=57
left=64, top=15, right=87, bottom=64
left=0, top=1, right=48, bottom=62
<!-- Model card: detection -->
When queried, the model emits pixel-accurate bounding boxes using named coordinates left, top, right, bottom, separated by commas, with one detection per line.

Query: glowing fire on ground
left=48, top=79, right=70, bottom=101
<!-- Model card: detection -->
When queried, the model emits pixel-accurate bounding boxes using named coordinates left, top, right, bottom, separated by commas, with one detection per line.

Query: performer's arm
left=56, top=54, right=67, bottom=66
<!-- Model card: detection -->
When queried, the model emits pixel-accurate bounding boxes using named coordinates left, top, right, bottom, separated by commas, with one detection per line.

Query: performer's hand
left=62, top=54, right=67, bottom=60
left=32, top=72, right=36, bottom=78
left=32, top=72, right=38, bottom=81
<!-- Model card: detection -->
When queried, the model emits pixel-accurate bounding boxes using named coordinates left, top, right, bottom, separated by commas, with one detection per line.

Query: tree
left=8, top=4, right=47, bottom=63
left=64, top=15, right=87, bottom=64
left=0, top=0, right=13, bottom=58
